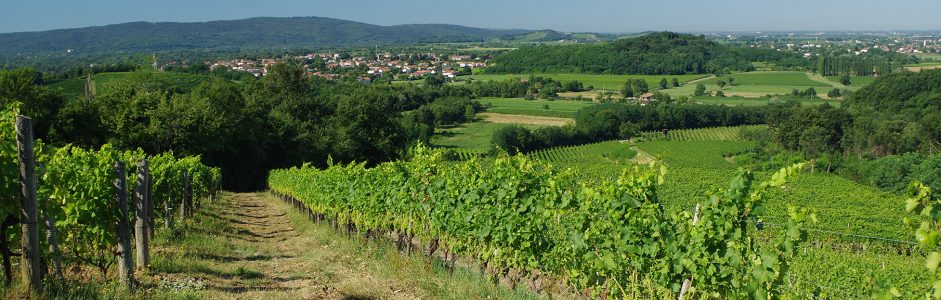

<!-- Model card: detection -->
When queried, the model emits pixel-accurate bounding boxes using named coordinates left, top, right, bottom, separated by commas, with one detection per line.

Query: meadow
left=431, top=122, right=543, bottom=151
left=464, top=73, right=708, bottom=90
left=693, top=96, right=843, bottom=106
left=662, top=71, right=863, bottom=99
left=478, top=97, right=594, bottom=118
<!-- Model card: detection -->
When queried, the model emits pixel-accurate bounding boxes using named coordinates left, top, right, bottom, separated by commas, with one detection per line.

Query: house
left=638, top=93, right=656, bottom=105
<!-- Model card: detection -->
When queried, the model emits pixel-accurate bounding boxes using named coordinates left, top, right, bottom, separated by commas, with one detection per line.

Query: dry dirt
left=477, top=112, right=575, bottom=127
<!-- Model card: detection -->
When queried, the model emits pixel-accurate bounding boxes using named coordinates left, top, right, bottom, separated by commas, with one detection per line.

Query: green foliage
left=268, top=145, right=810, bottom=298
left=695, top=83, right=707, bottom=96
left=485, top=32, right=809, bottom=75
left=904, top=182, right=941, bottom=299
left=0, top=17, right=533, bottom=58
left=0, top=102, right=221, bottom=276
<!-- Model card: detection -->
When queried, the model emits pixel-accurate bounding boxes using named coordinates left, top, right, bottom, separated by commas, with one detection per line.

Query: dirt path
left=199, top=193, right=336, bottom=299
left=166, top=193, right=532, bottom=300
left=805, top=72, right=843, bottom=88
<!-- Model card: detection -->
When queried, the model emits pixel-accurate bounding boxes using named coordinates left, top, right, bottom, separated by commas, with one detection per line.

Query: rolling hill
left=0, top=16, right=535, bottom=56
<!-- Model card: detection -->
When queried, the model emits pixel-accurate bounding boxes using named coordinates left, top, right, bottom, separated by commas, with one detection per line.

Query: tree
left=672, top=77, right=680, bottom=87
left=621, top=84, right=634, bottom=98
left=799, top=126, right=828, bottom=173
left=840, top=75, right=852, bottom=86
left=694, top=83, right=707, bottom=96
left=727, top=76, right=735, bottom=86
left=659, top=78, right=669, bottom=89
left=564, top=80, right=584, bottom=92
left=715, top=90, right=725, bottom=97
left=464, top=104, right=476, bottom=122
left=716, top=80, right=727, bottom=89
left=424, top=74, right=445, bottom=86
left=827, top=88, right=842, bottom=98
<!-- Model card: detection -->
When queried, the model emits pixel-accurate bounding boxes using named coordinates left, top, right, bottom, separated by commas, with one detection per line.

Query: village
left=208, top=51, right=491, bottom=81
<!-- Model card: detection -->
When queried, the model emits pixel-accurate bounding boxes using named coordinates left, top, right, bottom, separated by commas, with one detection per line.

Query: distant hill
left=845, top=69, right=941, bottom=114
left=496, top=30, right=610, bottom=43
left=0, top=16, right=535, bottom=56
left=484, top=32, right=811, bottom=75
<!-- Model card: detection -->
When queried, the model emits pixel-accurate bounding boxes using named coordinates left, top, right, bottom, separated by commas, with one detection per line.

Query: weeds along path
left=158, top=192, right=535, bottom=300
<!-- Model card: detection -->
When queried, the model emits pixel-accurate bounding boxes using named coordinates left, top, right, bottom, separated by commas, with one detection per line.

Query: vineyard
left=637, top=125, right=766, bottom=142
left=269, top=144, right=812, bottom=298
left=0, top=102, right=221, bottom=293
left=528, top=141, right=636, bottom=165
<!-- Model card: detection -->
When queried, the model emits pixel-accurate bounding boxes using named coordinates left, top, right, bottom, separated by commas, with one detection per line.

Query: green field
left=694, top=96, right=843, bottom=106
left=432, top=122, right=543, bottom=151
left=824, top=75, right=879, bottom=86
left=464, top=74, right=708, bottom=90
left=50, top=71, right=212, bottom=99
left=904, top=61, right=941, bottom=67
left=915, top=53, right=941, bottom=61
left=479, top=97, right=594, bottom=118
left=661, top=71, right=863, bottom=100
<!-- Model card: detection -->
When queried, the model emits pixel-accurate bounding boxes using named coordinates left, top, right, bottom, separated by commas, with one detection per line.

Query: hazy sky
left=3, top=0, right=940, bottom=33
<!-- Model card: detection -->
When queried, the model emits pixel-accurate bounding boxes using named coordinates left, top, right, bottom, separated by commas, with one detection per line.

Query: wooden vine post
left=134, top=159, right=150, bottom=270
left=180, top=170, right=190, bottom=219
left=15, top=116, right=41, bottom=292
left=114, top=162, right=134, bottom=287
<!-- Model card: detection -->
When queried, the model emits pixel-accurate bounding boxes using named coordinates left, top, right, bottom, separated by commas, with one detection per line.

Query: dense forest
left=761, top=70, right=941, bottom=190
left=484, top=32, right=811, bottom=75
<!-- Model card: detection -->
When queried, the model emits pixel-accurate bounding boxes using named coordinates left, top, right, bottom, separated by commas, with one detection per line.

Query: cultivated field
left=529, top=140, right=636, bottom=165
left=479, top=97, right=594, bottom=118
left=476, top=112, right=574, bottom=126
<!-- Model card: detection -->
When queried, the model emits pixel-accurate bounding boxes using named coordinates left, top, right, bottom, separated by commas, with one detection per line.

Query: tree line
left=484, top=32, right=810, bottom=75
left=763, top=70, right=941, bottom=188
left=492, top=103, right=767, bottom=154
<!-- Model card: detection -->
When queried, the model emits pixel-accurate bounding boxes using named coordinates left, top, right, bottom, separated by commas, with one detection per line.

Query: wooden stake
left=15, top=116, right=41, bottom=292
left=134, top=160, right=150, bottom=270
left=114, top=162, right=134, bottom=287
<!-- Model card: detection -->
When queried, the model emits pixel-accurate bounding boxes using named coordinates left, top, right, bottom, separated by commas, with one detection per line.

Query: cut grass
left=432, top=122, right=544, bottom=151
left=464, top=74, right=707, bottom=90
left=824, top=75, right=878, bottom=87
left=694, top=96, right=843, bottom=107
left=479, top=97, right=594, bottom=118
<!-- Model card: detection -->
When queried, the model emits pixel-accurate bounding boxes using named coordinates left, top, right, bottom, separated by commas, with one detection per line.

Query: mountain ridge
left=0, top=16, right=539, bottom=56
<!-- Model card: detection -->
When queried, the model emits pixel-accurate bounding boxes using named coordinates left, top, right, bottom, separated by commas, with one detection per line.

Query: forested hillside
left=485, top=32, right=810, bottom=75
left=0, top=17, right=532, bottom=56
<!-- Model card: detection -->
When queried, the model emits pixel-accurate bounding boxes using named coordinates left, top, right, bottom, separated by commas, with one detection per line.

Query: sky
left=2, top=0, right=941, bottom=33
